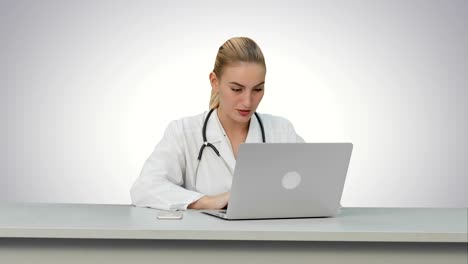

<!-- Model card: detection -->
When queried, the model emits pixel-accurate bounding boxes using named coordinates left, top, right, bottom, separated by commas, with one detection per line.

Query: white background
left=1, top=0, right=467, bottom=207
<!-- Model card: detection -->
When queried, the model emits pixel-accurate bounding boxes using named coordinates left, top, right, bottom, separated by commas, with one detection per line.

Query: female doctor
left=130, top=37, right=304, bottom=211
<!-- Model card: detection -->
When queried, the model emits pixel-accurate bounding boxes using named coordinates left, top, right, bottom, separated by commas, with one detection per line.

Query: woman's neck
left=217, top=107, right=249, bottom=138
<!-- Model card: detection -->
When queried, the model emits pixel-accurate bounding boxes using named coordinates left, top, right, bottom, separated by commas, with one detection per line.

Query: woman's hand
left=188, top=192, right=230, bottom=210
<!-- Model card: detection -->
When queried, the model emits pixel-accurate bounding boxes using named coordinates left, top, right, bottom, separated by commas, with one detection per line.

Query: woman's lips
left=238, top=110, right=251, bottom=116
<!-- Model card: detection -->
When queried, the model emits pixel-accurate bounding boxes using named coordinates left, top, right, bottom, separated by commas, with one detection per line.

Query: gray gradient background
left=1, top=0, right=466, bottom=207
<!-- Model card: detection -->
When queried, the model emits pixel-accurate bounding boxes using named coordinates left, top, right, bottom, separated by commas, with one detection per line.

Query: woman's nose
left=241, top=91, right=253, bottom=107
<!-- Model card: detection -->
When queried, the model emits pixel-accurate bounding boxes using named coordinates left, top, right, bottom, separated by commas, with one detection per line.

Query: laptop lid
left=224, top=143, right=353, bottom=220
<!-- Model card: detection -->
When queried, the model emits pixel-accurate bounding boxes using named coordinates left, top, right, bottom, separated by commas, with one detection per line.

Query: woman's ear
left=209, top=72, right=219, bottom=91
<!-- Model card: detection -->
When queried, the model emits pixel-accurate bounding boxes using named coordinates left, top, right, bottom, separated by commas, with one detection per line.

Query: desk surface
left=0, top=203, right=466, bottom=243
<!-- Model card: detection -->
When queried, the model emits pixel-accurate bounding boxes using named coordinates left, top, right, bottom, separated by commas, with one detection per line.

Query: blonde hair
left=209, top=37, right=266, bottom=109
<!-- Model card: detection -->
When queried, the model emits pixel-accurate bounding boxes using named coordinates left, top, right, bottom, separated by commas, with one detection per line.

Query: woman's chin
left=232, top=114, right=251, bottom=123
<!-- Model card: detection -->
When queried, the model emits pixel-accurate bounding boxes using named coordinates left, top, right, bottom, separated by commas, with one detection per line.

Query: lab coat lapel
left=204, top=109, right=235, bottom=173
left=211, top=110, right=236, bottom=172
left=205, top=110, right=223, bottom=144
left=245, top=113, right=263, bottom=143
left=210, top=110, right=264, bottom=174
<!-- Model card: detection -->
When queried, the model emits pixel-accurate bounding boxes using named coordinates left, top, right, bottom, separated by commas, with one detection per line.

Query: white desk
left=0, top=203, right=466, bottom=264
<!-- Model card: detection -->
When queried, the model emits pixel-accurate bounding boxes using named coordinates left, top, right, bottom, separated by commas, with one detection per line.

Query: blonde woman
left=130, top=37, right=304, bottom=211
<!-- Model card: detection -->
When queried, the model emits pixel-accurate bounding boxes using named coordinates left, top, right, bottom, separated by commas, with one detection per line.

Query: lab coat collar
left=204, top=109, right=223, bottom=144
left=204, top=109, right=263, bottom=172
left=245, top=112, right=263, bottom=143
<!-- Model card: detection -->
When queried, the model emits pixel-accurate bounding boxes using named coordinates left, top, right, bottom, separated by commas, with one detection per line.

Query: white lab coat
left=130, top=109, right=304, bottom=211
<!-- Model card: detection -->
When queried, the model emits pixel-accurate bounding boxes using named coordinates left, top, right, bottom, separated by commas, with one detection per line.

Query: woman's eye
left=254, top=88, right=264, bottom=92
left=231, top=88, right=242, bottom=92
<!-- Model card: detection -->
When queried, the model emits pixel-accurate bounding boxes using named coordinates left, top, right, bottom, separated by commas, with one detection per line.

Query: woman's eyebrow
left=228, top=81, right=265, bottom=88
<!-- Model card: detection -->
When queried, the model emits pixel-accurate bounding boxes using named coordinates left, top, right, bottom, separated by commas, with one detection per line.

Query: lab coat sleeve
left=130, top=120, right=204, bottom=211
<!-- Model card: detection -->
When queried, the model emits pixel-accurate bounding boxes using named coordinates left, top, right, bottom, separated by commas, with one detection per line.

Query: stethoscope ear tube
left=202, top=108, right=216, bottom=142
left=254, top=112, right=265, bottom=143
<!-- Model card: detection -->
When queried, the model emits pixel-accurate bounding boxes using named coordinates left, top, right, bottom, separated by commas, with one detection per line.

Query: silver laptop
left=203, top=143, right=353, bottom=220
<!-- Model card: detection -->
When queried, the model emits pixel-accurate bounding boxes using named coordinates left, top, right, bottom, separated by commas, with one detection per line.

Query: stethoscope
left=194, top=108, right=266, bottom=180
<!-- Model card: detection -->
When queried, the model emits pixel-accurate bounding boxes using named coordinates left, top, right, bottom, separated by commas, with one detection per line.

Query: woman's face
left=210, top=62, right=266, bottom=124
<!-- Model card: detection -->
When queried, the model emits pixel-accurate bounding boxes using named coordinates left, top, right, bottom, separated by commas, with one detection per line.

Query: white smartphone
left=157, top=210, right=183, bottom=220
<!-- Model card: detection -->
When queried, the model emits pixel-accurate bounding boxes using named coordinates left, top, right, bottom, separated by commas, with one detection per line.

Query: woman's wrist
left=188, top=195, right=211, bottom=209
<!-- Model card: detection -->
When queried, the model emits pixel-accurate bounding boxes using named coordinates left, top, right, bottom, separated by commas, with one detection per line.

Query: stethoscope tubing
left=194, top=108, right=266, bottom=184
left=198, top=108, right=265, bottom=161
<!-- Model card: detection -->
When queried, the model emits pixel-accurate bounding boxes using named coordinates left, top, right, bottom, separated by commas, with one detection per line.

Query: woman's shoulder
left=257, top=112, right=304, bottom=142
left=257, top=112, right=294, bottom=128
